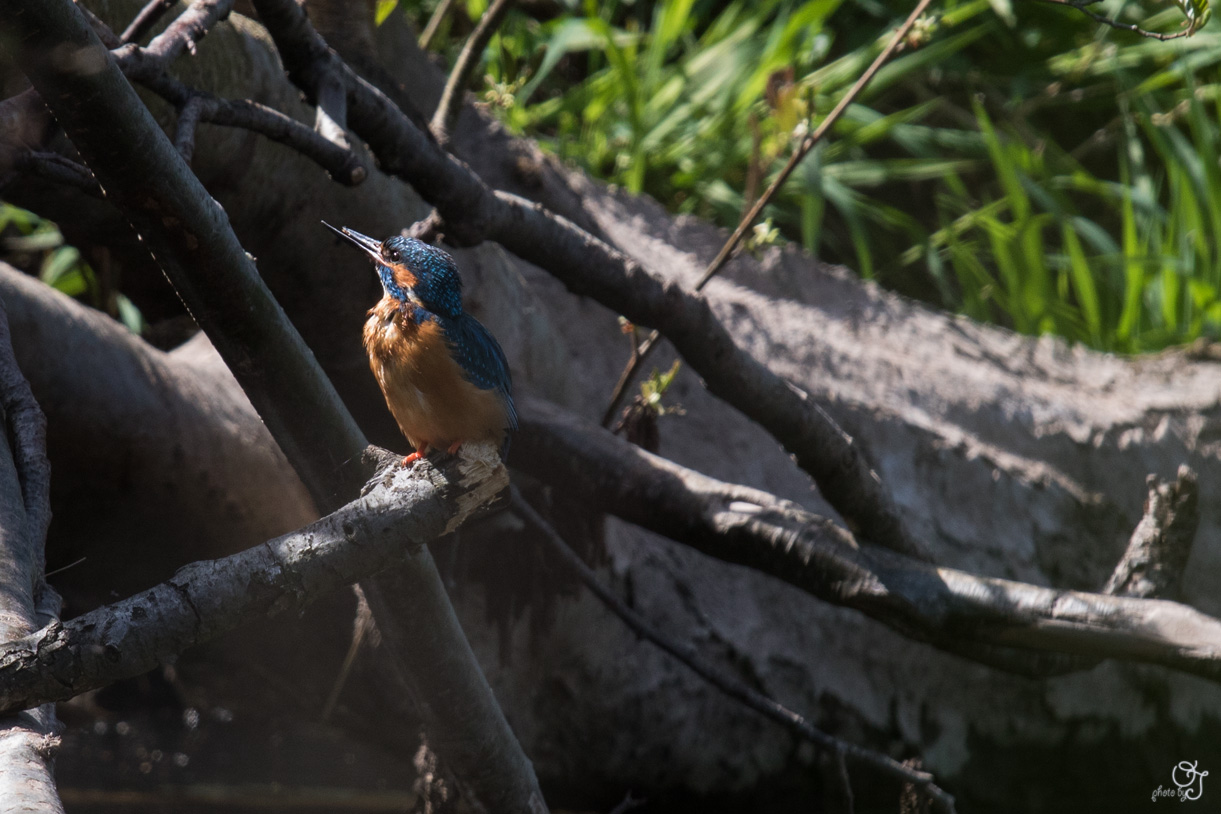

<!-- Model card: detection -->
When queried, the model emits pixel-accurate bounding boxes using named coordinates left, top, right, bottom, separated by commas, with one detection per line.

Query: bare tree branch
left=173, top=93, right=207, bottom=164
left=209, top=95, right=365, bottom=183
left=94, top=0, right=367, bottom=183
left=156, top=86, right=365, bottom=182
left=249, top=0, right=923, bottom=563
left=14, top=150, right=100, bottom=195
left=510, top=486, right=957, bottom=814
left=139, top=0, right=234, bottom=67
left=431, top=0, right=515, bottom=145
left=511, top=397, right=1221, bottom=683
left=0, top=297, right=63, bottom=813
left=111, top=63, right=367, bottom=184
left=0, top=447, right=508, bottom=716
left=3, top=3, right=548, bottom=811
left=120, top=0, right=177, bottom=45
left=1032, top=0, right=1196, bottom=39
left=1104, top=465, right=1199, bottom=600
left=418, top=0, right=459, bottom=50
left=110, top=0, right=369, bottom=178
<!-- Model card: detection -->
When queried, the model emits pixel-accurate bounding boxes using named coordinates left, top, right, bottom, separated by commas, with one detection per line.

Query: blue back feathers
left=442, top=313, right=518, bottom=430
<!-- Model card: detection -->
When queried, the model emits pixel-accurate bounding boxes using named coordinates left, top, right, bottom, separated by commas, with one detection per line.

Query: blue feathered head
left=324, top=223, right=463, bottom=319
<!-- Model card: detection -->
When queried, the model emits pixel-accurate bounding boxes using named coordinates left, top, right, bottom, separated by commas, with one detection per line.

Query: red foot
left=400, top=442, right=461, bottom=468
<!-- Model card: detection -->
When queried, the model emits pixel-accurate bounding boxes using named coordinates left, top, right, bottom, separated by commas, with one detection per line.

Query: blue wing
left=441, top=314, right=518, bottom=431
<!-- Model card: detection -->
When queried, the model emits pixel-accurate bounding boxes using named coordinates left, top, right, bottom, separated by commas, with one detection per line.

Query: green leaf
left=374, top=0, right=398, bottom=26
left=986, top=0, right=1016, bottom=27
left=640, top=360, right=683, bottom=414
left=7, top=230, right=63, bottom=252
left=518, top=19, right=639, bottom=104
left=40, top=246, right=81, bottom=289
left=1177, top=0, right=1211, bottom=35
left=1061, top=223, right=1102, bottom=345
left=116, top=295, right=146, bottom=335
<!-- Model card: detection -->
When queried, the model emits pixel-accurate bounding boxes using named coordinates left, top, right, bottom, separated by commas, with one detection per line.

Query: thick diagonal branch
left=248, top=0, right=922, bottom=561
left=0, top=451, right=507, bottom=716
left=512, top=397, right=1221, bottom=683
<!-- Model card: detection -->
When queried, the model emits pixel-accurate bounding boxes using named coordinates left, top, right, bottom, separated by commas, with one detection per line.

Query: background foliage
left=393, top=0, right=1221, bottom=353
left=0, top=202, right=144, bottom=333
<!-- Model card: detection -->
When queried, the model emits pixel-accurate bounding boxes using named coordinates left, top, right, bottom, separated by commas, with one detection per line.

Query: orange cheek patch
left=393, top=266, right=417, bottom=292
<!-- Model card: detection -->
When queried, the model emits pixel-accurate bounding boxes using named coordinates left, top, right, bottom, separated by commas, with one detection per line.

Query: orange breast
left=363, top=300, right=509, bottom=454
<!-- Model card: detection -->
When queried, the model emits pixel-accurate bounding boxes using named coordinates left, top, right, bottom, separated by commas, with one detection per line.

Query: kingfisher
left=324, top=222, right=517, bottom=465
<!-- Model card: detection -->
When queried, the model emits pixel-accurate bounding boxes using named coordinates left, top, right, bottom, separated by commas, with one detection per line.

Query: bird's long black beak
left=322, top=221, right=382, bottom=262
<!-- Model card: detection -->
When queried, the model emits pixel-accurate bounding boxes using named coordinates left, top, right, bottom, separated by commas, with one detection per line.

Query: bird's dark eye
left=387, top=248, right=401, bottom=262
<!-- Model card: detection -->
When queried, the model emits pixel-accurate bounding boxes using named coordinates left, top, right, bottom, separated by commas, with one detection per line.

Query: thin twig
left=1032, top=0, right=1195, bottom=39
left=320, top=584, right=376, bottom=721
left=833, top=747, right=855, bottom=814
left=601, top=0, right=936, bottom=426
left=120, top=0, right=177, bottom=45
left=16, top=151, right=102, bottom=195
left=174, top=94, right=208, bottom=164
left=431, top=0, right=515, bottom=144
left=419, top=0, right=459, bottom=51
left=204, top=96, right=364, bottom=183
left=8, top=13, right=365, bottom=186
left=113, top=0, right=235, bottom=81
left=142, top=0, right=235, bottom=66
left=109, top=56, right=366, bottom=184
left=43, top=556, right=86, bottom=579
left=197, top=98, right=364, bottom=184
left=509, top=485, right=955, bottom=813
left=607, top=792, right=646, bottom=814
